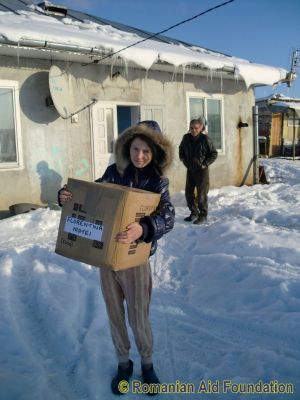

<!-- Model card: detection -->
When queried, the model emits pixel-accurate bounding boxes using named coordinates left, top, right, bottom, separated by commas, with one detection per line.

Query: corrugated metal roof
left=0, top=0, right=32, bottom=12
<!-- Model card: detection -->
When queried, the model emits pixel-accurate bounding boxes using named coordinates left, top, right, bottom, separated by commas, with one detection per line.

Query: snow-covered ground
left=0, top=158, right=299, bottom=400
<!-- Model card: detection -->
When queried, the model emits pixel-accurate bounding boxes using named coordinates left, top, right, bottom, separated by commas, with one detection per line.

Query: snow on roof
left=257, top=93, right=300, bottom=102
left=0, top=6, right=288, bottom=88
left=270, top=101, right=300, bottom=116
left=273, top=101, right=300, bottom=108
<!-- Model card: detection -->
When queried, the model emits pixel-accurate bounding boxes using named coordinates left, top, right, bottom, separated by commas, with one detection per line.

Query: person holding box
left=58, top=120, right=175, bottom=395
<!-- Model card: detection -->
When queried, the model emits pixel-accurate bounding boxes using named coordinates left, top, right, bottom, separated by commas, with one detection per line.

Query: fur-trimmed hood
left=114, top=124, right=174, bottom=176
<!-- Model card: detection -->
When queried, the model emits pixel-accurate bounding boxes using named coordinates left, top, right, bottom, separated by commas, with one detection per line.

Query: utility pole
left=287, top=49, right=299, bottom=87
left=253, top=106, right=259, bottom=184
left=287, top=49, right=299, bottom=160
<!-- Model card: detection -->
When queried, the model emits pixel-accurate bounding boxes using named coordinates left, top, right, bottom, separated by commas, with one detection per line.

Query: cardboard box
left=55, top=178, right=161, bottom=270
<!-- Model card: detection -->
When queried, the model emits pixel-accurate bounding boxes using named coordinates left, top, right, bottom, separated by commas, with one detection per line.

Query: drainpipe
left=252, top=105, right=259, bottom=184
left=292, top=108, right=296, bottom=161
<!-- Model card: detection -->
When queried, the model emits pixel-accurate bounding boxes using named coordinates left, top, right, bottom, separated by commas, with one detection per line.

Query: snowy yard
left=0, top=158, right=299, bottom=400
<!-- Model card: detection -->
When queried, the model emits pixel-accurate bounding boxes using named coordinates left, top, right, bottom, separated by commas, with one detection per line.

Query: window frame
left=287, top=116, right=300, bottom=127
left=0, top=80, right=23, bottom=170
left=186, top=91, right=225, bottom=154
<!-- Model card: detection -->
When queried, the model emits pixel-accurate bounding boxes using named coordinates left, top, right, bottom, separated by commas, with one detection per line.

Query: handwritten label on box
left=64, top=216, right=103, bottom=241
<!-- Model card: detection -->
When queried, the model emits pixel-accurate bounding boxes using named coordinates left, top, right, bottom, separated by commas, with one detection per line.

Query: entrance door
left=90, top=103, right=117, bottom=180
left=90, top=102, right=140, bottom=179
left=117, top=105, right=139, bottom=134
left=269, top=113, right=282, bottom=157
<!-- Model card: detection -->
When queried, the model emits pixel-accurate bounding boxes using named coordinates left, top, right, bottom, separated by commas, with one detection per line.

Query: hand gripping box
left=55, top=178, right=161, bottom=271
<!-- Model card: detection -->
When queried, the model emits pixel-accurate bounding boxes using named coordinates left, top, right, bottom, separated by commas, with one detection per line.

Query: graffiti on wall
left=50, top=145, right=91, bottom=178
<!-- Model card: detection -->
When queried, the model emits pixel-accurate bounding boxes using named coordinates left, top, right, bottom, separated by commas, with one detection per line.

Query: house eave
left=0, top=38, right=290, bottom=88
left=0, top=38, right=109, bottom=63
left=0, top=38, right=240, bottom=81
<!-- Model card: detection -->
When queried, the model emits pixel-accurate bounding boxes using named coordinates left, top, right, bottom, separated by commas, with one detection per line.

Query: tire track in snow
left=197, top=308, right=298, bottom=351
left=157, top=292, right=300, bottom=361
left=153, top=243, right=300, bottom=359
left=65, top=286, right=98, bottom=399
left=154, top=291, right=300, bottom=398
left=151, top=251, right=178, bottom=382
left=153, top=224, right=300, bottom=386
left=8, top=249, right=90, bottom=400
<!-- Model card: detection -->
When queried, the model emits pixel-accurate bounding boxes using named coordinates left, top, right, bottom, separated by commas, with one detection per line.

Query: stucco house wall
left=0, top=54, right=255, bottom=214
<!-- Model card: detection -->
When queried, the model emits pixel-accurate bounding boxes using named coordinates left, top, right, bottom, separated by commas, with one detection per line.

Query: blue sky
left=50, top=0, right=299, bottom=98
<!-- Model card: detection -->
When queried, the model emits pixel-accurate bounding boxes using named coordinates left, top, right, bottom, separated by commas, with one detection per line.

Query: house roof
left=270, top=102, right=300, bottom=116
left=0, top=0, right=289, bottom=88
left=256, top=94, right=300, bottom=116
left=257, top=93, right=300, bottom=103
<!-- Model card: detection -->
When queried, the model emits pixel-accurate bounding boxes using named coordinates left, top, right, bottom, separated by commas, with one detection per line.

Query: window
left=0, top=81, right=23, bottom=169
left=187, top=93, right=224, bottom=152
left=287, top=116, right=300, bottom=127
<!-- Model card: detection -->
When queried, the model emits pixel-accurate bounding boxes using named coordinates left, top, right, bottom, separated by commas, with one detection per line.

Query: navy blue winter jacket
left=58, top=122, right=175, bottom=257
left=96, top=162, right=175, bottom=256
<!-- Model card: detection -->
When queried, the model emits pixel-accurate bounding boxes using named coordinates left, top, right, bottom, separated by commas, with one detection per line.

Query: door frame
left=90, top=101, right=140, bottom=180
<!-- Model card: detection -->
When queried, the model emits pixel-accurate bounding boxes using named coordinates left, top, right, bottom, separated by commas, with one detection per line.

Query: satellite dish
left=49, top=65, right=95, bottom=119
left=49, top=65, right=75, bottom=119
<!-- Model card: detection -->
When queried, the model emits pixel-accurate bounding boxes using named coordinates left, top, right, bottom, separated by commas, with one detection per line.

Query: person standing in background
left=179, top=117, right=218, bottom=224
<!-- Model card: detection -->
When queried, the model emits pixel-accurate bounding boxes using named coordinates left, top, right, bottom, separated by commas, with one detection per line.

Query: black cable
left=93, top=0, right=235, bottom=64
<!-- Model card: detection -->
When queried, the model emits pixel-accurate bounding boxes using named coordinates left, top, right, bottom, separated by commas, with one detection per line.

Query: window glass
left=207, top=98, right=222, bottom=149
left=0, top=88, right=17, bottom=163
left=188, top=95, right=223, bottom=151
left=287, top=117, right=300, bottom=127
left=106, top=108, right=114, bottom=153
left=189, top=98, right=204, bottom=120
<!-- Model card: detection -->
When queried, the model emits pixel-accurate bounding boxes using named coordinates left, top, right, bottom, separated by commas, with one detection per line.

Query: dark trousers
left=185, top=168, right=209, bottom=216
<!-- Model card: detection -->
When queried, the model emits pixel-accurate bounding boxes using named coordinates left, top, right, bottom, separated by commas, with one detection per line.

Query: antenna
left=286, top=49, right=299, bottom=87
left=49, top=65, right=96, bottom=119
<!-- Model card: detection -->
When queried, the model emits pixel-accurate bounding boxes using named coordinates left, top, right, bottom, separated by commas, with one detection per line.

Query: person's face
left=189, top=123, right=203, bottom=136
left=130, top=137, right=153, bottom=168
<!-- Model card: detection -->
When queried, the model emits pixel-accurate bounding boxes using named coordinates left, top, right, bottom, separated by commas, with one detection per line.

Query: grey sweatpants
left=99, top=261, right=153, bottom=365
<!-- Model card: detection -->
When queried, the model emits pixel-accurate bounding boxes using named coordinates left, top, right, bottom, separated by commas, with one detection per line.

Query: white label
left=64, top=216, right=103, bottom=241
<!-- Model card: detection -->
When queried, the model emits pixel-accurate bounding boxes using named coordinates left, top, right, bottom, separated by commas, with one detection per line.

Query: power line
left=93, top=0, right=235, bottom=64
